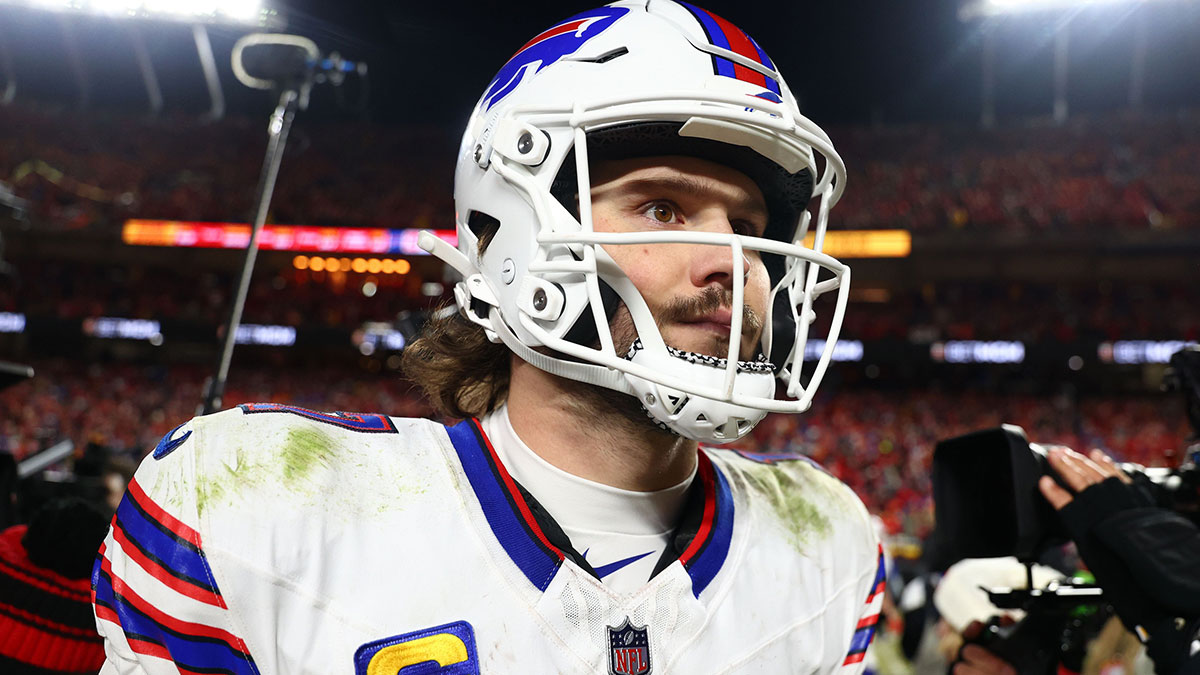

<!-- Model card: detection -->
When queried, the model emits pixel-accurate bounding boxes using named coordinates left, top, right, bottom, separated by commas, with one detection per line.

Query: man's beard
left=565, top=287, right=765, bottom=438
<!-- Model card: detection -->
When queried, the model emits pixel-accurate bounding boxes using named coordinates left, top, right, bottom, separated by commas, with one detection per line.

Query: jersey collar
left=444, top=419, right=734, bottom=597
left=650, top=449, right=735, bottom=597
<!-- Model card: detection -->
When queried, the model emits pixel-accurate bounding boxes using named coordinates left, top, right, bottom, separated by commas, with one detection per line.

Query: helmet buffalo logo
left=482, top=6, right=629, bottom=111
left=607, top=617, right=651, bottom=675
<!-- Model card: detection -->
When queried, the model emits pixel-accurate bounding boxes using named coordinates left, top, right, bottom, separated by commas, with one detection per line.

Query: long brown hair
left=400, top=306, right=510, bottom=419
left=400, top=213, right=510, bottom=419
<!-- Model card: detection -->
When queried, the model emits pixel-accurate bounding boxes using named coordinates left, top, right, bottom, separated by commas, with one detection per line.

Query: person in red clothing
left=0, top=498, right=108, bottom=674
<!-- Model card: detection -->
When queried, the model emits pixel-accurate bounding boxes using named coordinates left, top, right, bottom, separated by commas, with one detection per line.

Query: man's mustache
left=656, top=287, right=763, bottom=339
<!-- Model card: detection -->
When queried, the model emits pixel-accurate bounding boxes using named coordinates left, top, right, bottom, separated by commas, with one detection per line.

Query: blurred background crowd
left=3, top=104, right=1198, bottom=235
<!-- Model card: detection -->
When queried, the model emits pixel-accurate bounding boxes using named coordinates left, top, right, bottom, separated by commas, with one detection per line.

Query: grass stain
left=280, top=427, right=334, bottom=485
left=741, top=462, right=832, bottom=551
left=193, top=428, right=338, bottom=516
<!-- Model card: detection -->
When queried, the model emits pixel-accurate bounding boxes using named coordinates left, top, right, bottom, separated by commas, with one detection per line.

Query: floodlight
left=961, top=0, right=1192, bottom=19
left=217, top=0, right=258, bottom=22
left=0, top=0, right=266, bottom=24
left=90, top=0, right=132, bottom=15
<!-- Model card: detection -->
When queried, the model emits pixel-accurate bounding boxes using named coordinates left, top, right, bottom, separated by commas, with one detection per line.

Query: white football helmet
left=421, top=0, right=851, bottom=444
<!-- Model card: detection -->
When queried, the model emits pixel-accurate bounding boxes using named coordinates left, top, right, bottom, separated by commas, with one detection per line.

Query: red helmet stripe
left=703, top=10, right=768, bottom=87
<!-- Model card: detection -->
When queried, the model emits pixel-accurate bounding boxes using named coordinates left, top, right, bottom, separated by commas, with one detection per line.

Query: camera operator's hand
left=1037, top=447, right=1131, bottom=510
left=1037, top=446, right=1200, bottom=674
left=951, top=621, right=1017, bottom=675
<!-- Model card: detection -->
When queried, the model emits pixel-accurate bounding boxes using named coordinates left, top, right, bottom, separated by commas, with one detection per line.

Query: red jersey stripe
left=110, top=521, right=227, bottom=609
left=126, top=636, right=172, bottom=662
left=98, top=556, right=249, bottom=654
left=678, top=454, right=718, bottom=566
left=126, top=478, right=203, bottom=550
left=856, top=613, right=880, bottom=630
left=94, top=602, right=119, bottom=626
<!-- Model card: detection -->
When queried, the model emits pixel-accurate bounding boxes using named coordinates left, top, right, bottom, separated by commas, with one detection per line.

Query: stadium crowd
left=0, top=260, right=432, bottom=327
left=1, top=359, right=1188, bottom=541
left=831, top=111, right=1200, bottom=232
left=3, top=103, right=1199, bottom=234
left=0, top=104, right=453, bottom=232
left=842, top=281, right=1200, bottom=343
left=4, top=261, right=1197, bottom=343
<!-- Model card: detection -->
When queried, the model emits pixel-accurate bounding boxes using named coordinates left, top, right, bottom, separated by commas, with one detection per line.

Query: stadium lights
left=0, top=0, right=267, bottom=24
left=931, top=341, right=1026, bottom=364
left=962, top=0, right=1191, bottom=18
left=293, top=256, right=412, bottom=275
left=235, top=324, right=296, bottom=346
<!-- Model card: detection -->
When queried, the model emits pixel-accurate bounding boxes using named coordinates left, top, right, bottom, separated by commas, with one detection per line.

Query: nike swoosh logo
left=593, top=551, right=654, bottom=579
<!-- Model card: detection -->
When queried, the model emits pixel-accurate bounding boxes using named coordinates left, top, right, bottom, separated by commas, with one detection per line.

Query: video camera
left=929, top=346, right=1200, bottom=673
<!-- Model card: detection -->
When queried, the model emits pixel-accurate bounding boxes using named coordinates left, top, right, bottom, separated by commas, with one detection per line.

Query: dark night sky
left=261, top=0, right=1200, bottom=125
left=0, top=0, right=1198, bottom=128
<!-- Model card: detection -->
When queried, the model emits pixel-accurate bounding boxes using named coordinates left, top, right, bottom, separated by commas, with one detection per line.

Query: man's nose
left=689, top=238, right=751, bottom=290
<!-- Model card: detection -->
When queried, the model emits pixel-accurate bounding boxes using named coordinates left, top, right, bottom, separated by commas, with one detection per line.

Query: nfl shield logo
left=607, top=617, right=651, bottom=675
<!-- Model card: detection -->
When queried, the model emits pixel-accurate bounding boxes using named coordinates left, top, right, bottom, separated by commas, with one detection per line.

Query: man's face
left=588, top=155, right=770, bottom=361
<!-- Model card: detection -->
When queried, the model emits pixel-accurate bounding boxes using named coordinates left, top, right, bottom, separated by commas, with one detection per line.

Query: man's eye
left=646, top=202, right=678, bottom=224
left=732, top=220, right=762, bottom=237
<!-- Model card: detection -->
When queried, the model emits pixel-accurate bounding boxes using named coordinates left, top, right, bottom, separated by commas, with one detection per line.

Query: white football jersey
left=93, top=404, right=884, bottom=674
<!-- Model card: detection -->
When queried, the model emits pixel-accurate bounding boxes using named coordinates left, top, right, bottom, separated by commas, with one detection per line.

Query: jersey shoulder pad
left=150, top=404, right=441, bottom=520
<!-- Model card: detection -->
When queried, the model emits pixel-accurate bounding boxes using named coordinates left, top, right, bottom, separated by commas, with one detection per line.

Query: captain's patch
left=354, top=621, right=479, bottom=675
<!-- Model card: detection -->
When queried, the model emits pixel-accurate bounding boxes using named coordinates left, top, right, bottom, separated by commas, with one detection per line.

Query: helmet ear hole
left=467, top=211, right=502, bottom=254
left=549, top=149, right=581, bottom=220
left=561, top=278, right=622, bottom=349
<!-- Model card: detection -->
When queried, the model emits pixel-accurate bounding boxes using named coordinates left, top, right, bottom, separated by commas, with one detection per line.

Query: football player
left=93, top=2, right=883, bottom=673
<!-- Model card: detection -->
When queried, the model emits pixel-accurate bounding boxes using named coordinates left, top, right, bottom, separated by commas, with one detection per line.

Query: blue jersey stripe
left=872, top=548, right=887, bottom=593
left=93, top=569, right=257, bottom=675
left=683, top=454, right=735, bottom=598
left=444, top=420, right=562, bottom=592
left=116, top=492, right=220, bottom=595
left=846, top=623, right=877, bottom=656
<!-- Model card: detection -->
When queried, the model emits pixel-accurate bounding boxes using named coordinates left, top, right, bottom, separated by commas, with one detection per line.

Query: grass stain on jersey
left=740, top=463, right=832, bottom=551
left=195, top=446, right=263, bottom=516
left=280, top=427, right=335, bottom=485
left=190, top=424, right=420, bottom=518
left=192, top=430, right=335, bottom=515
left=195, top=472, right=227, bottom=516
